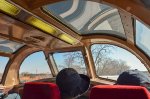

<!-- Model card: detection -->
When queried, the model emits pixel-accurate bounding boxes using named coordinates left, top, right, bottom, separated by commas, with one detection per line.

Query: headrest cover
left=90, top=85, right=150, bottom=99
left=22, top=82, right=60, bottom=99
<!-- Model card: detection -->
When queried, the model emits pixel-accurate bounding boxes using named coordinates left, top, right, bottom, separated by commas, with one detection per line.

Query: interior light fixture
left=59, top=34, right=76, bottom=44
left=0, top=0, right=20, bottom=16
left=26, top=16, right=56, bottom=35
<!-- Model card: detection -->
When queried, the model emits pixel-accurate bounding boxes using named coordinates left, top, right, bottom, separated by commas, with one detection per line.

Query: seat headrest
left=22, top=82, right=60, bottom=99
left=90, top=85, right=150, bottom=99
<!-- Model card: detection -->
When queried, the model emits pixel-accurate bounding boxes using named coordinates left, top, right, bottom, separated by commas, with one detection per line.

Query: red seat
left=22, top=82, right=60, bottom=99
left=90, top=85, right=150, bottom=99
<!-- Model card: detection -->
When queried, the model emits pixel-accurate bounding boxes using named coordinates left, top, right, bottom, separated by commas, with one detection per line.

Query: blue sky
left=0, top=56, right=9, bottom=74
left=19, top=51, right=51, bottom=74
left=107, top=46, right=147, bottom=71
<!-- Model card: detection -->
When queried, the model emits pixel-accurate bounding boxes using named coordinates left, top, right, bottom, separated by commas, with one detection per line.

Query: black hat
left=116, top=70, right=150, bottom=90
left=56, top=68, right=90, bottom=98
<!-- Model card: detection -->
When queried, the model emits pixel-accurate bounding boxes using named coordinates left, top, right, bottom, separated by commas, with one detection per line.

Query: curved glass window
left=0, top=38, right=24, bottom=53
left=91, top=44, right=148, bottom=80
left=136, top=20, right=150, bottom=57
left=53, top=51, right=87, bottom=74
left=43, top=0, right=125, bottom=38
left=0, top=56, right=9, bottom=82
left=19, top=51, right=52, bottom=83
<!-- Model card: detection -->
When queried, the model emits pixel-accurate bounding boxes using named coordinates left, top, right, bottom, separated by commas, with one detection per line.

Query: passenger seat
left=22, top=82, right=60, bottom=99
left=90, top=85, right=150, bottom=99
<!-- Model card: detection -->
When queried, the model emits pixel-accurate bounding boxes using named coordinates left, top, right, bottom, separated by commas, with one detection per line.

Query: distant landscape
left=0, top=72, right=52, bottom=83
left=19, top=72, right=52, bottom=83
left=0, top=70, right=149, bottom=83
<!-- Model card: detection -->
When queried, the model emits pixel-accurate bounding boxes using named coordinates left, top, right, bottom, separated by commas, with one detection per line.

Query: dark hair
left=56, top=68, right=90, bottom=98
left=116, top=70, right=150, bottom=91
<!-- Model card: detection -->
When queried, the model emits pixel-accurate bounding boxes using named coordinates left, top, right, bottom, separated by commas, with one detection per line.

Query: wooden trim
left=2, top=46, right=40, bottom=86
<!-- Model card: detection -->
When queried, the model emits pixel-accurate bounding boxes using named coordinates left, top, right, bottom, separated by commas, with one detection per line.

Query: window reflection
left=136, top=20, right=150, bottom=57
left=43, top=0, right=125, bottom=37
left=0, top=38, right=24, bottom=53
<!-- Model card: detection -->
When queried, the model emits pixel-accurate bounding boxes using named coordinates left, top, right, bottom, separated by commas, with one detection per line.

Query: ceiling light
left=0, top=0, right=20, bottom=16
left=26, top=16, right=56, bottom=35
left=59, top=34, right=76, bottom=44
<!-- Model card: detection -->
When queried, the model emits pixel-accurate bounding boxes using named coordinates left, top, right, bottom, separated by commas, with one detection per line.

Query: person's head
left=116, top=70, right=150, bottom=91
left=56, top=68, right=90, bottom=99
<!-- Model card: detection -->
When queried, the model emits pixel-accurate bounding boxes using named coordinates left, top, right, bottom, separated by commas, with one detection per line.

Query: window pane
left=43, top=0, right=125, bottom=38
left=0, top=56, right=9, bottom=82
left=0, top=38, right=24, bottom=53
left=19, top=51, right=52, bottom=83
left=92, top=13, right=125, bottom=37
left=53, top=51, right=87, bottom=74
left=91, top=44, right=148, bottom=80
left=136, top=20, right=150, bottom=57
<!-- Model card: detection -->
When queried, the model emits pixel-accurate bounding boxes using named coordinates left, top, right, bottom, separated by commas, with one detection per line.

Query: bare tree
left=97, top=58, right=130, bottom=75
left=62, top=44, right=130, bottom=75
left=65, top=52, right=84, bottom=67
left=61, top=51, right=86, bottom=73
left=91, top=44, right=115, bottom=74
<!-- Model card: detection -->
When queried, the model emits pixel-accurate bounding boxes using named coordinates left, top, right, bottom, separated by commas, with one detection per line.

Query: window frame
left=134, top=19, right=150, bottom=59
left=18, top=51, right=53, bottom=83
left=49, top=47, right=90, bottom=77
left=90, top=43, right=149, bottom=81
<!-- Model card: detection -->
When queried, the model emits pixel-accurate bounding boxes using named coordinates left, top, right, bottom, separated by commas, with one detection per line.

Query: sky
left=106, top=46, right=147, bottom=71
left=0, top=56, right=9, bottom=73
left=19, top=51, right=51, bottom=74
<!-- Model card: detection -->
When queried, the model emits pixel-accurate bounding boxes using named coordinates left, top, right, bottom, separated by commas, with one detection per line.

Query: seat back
left=22, top=82, right=60, bottom=99
left=90, top=85, right=150, bottom=99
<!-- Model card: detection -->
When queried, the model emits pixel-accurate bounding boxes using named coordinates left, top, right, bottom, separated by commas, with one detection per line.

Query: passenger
left=2, top=87, right=21, bottom=99
left=56, top=68, right=90, bottom=99
left=116, top=69, right=150, bottom=91
left=4, top=93, right=20, bottom=99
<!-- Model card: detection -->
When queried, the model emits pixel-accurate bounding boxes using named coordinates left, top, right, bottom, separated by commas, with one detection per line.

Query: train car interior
left=0, top=0, right=150, bottom=98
